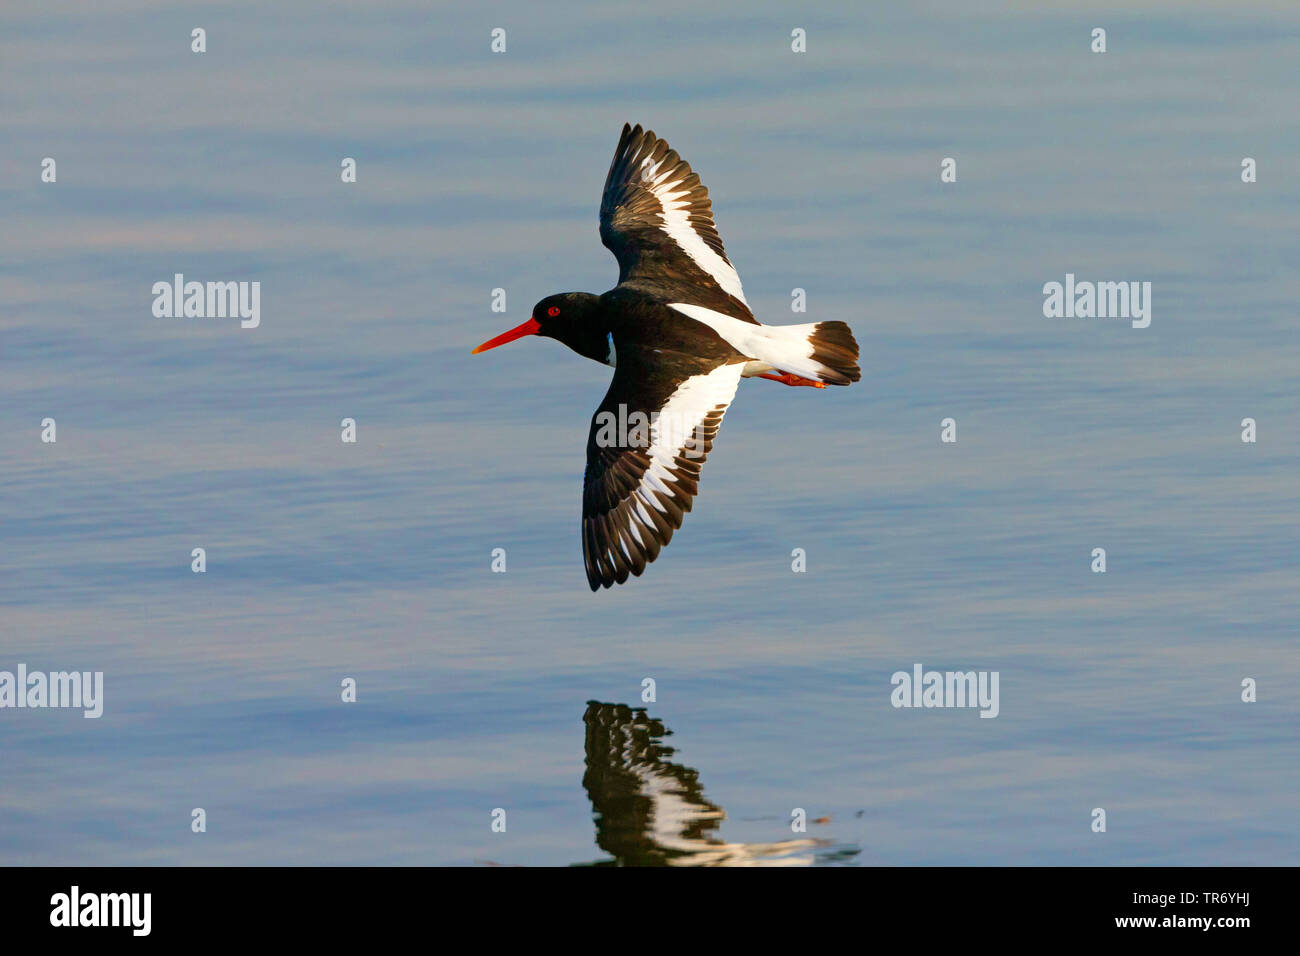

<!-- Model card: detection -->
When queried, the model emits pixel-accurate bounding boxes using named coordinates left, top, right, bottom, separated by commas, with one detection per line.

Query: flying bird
left=473, top=123, right=860, bottom=590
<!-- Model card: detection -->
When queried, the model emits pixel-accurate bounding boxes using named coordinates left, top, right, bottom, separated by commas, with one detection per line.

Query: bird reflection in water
left=577, top=700, right=859, bottom=866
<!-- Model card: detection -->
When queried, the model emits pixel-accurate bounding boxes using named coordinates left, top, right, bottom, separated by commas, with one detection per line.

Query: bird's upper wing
left=582, top=350, right=744, bottom=590
left=599, top=123, right=757, bottom=324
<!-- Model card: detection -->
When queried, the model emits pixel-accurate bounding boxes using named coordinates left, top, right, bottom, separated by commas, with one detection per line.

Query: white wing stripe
left=633, top=498, right=655, bottom=525
left=587, top=363, right=742, bottom=587
left=635, top=362, right=742, bottom=500
left=626, top=519, right=646, bottom=548
left=643, top=468, right=675, bottom=497
left=638, top=487, right=669, bottom=515
left=639, top=157, right=749, bottom=305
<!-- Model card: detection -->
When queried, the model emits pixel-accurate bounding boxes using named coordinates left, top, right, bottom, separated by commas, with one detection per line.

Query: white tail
left=668, top=304, right=861, bottom=386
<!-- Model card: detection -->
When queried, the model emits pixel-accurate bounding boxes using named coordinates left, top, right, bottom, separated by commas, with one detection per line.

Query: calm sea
left=2, top=0, right=1297, bottom=864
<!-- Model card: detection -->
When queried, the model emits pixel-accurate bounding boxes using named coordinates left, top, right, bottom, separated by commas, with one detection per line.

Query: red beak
left=472, top=317, right=541, bottom=354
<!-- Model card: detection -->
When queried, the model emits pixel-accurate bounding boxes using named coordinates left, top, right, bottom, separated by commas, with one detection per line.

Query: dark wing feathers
left=582, top=347, right=741, bottom=591
left=580, top=125, right=758, bottom=589
left=598, top=123, right=756, bottom=324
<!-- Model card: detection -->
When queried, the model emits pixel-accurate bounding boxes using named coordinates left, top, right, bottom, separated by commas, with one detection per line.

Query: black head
left=472, top=292, right=606, bottom=360
left=529, top=293, right=603, bottom=339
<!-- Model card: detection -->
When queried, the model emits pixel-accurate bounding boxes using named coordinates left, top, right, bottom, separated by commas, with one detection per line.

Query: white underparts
left=666, top=303, right=833, bottom=383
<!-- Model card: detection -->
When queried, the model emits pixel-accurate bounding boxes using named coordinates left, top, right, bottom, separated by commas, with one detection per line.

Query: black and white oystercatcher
left=473, top=123, right=860, bottom=591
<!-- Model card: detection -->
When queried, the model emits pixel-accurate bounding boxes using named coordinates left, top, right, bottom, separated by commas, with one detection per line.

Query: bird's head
left=472, top=292, right=604, bottom=356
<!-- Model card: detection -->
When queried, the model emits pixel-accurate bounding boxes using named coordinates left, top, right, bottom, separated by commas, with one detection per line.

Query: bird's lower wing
left=582, top=351, right=744, bottom=590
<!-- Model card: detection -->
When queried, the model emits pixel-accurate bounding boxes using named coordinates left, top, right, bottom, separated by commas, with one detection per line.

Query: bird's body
left=474, top=124, right=860, bottom=590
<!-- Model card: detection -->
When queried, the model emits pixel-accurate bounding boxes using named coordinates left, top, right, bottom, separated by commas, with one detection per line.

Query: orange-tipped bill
left=472, top=317, right=541, bottom=354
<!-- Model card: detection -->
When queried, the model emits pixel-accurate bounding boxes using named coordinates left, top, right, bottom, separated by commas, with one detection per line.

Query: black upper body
left=529, top=289, right=744, bottom=371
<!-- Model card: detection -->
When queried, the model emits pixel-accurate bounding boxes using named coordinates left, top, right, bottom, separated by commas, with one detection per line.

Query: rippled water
left=3, top=0, right=1298, bottom=865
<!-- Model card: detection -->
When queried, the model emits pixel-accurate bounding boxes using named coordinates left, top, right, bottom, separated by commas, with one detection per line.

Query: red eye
left=547, top=306, right=560, bottom=317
